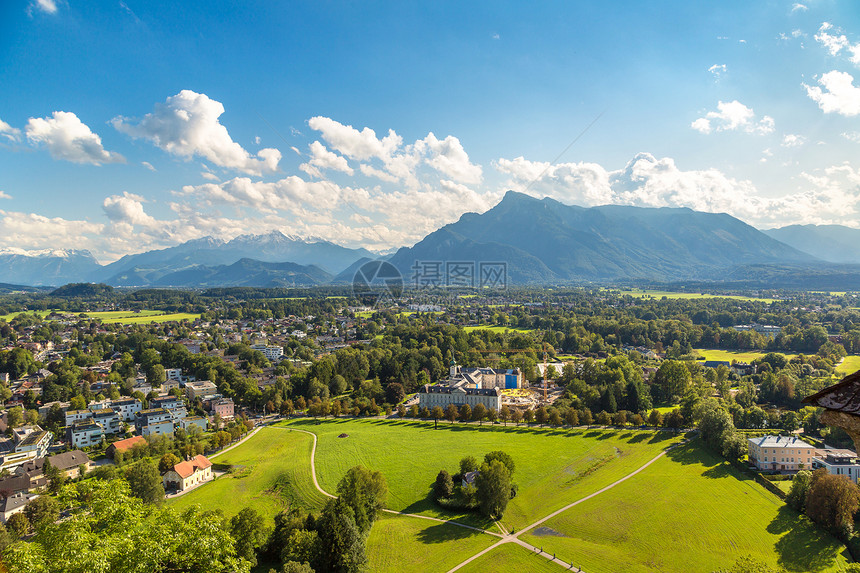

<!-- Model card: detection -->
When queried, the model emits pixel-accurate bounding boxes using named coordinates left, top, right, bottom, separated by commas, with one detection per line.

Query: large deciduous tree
left=335, top=466, right=388, bottom=534
left=474, top=460, right=512, bottom=520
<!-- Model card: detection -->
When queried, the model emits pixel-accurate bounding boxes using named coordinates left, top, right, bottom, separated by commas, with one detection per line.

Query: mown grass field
left=615, top=289, right=778, bottom=303
left=520, top=440, right=850, bottom=573
left=170, top=427, right=327, bottom=522
left=836, top=355, right=860, bottom=377
left=457, top=543, right=562, bottom=573
left=284, top=418, right=684, bottom=531
left=0, top=310, right=54, bottom=322
left=93, top=311, right=201, bottom=324
left=693, top=348, right=799, bottom=363
left=367, top=513, right=496, bottom=573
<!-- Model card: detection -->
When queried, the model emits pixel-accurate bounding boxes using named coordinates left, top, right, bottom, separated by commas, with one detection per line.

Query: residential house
left=136, top=408, right=174, bottom=437
left=110, top=398, right=142, bottom=422
left=106, top=435, right=146, bottom=459
left=185, top=380, right=218, bottom=401
left=67, top=421, right=104, bottom=449
left=180, top=416, right=208, bottom=433
left=47, top=450, right=93, bottom=479
left=162, top=454, right=213, bottom=492
left=747, top=435, right=815, bottom=473
left=811, top=449, right=860, bottom=482
left=210, top=398, right=235, bottom=420
left=0, top=426, right=52, bottom=472
left=0, top=492, right=38, bottom=524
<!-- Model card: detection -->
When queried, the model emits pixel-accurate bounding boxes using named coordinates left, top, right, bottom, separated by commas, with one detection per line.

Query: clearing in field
left=836, top=355, right=860, bottom=377
left=693, top=348, right=798, bottom=363
left=462, top=325, right=535, bottom=334
left=98, top=312, right=201, bottom=324
left=614, top=289, right=778, bottom=303
left=519, top=440, right=850, bottom=573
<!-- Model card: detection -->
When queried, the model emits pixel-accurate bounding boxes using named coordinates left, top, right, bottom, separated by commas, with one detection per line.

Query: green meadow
left=519, top=441, right=849, bottom=573
left=615, top=289, right=778, bottom=303
left=462, top=325, right=535, bottom=334
left=693, top=348, right=799, bottom=363
left=836, top=355, right=860, bottom=377
left=170, top=418, right=849, bottom=572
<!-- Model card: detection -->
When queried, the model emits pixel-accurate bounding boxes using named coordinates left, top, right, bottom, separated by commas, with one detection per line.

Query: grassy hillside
left=457, top=543, right=563, bottom=573
left=170, top=428, right=327, bottom=520
left=519, top=440, right=850, bottom=573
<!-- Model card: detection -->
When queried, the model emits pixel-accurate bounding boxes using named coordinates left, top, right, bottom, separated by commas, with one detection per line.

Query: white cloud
left=360, top=164, right=399, bottom=183
left=691, top=100, right=775, bottom=134
left=102, top=192, right=156, bottom=227
left=492, top=33, right=500, bottom=40
left=805, top=71, right=860, bottom=116
left=307, top=116, right=482, bottom=186
left=0, top=191, right=11, bottom=200
left=0, top=118, right=21, bottom=142
left=112, top=90, right=281, bottom=176
left=708, top=64, right=726, bottom=79
left=0, top=210, right=104, bottom=252
left=792, top=3, right=807, bottom=12
left=28, top=0, right=57, bottom=15
left=843, top=131, right=860, bottom=143
left=201, top=171, right=220, bottom=181
left=496, top=152, right=860, bottom=229
left=142, top=161, right=156, bottom=171
left=300, top=141, right=354, bottom=178
left=26, top=111, right=125, bottom=165
left=815, top=23, right=860, bottom=64
left=782, top=134, right=806, bottom=147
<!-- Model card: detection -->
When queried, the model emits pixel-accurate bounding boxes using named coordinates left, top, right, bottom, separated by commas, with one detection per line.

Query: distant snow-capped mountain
left=0, top=249, right=102, bottom=286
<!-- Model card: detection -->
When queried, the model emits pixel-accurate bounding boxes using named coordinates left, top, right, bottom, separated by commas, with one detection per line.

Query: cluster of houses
left=64, top=386, right=233, bottom=449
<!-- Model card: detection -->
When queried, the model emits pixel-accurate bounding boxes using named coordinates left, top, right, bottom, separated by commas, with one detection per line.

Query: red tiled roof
left=109, top=435, right=147, bottom=452
left=172, top=454, right=212, bottom=479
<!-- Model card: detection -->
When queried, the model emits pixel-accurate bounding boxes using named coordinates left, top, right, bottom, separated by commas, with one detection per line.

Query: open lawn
left=615, top=289, right=778, bottom=303
left=693, top=348, right=798, bottom=363
left=836, top=355, right=860, bottom=377
left=0, top=310, right=54, bottom=322
left=457, top=543, right=563, bottom=573
left=283, top=418, right=684, bottom=531
left=367, top=513, right=496, bottom=573
left=170, top=427, right=327, bottom=523
left=520, top=440, right=849, bottom=573
left=462, top=325, right=535, bottom=334
left=99, top=312, right=201, bottom=324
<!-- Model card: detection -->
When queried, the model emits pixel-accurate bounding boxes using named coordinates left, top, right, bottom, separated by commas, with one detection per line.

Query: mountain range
left=4, top=193, right=860, bottom=288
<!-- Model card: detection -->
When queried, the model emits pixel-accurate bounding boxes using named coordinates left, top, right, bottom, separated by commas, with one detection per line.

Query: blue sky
left=1, top=0, right=860, bottom=262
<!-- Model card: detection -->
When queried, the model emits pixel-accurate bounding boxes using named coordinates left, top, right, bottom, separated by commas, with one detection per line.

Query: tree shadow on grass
left=665, top=441, right=720, bottom=469
left=647, top=430, right=680, bottom=444
left=768, top=505, right=847, bottom=572
left=625, top=433, right=649, bottom=444
left=415, top=521, right=487, bottom=544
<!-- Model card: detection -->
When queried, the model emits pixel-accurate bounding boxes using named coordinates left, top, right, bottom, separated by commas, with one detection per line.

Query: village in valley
left=0, top=285, right=859, bottom=571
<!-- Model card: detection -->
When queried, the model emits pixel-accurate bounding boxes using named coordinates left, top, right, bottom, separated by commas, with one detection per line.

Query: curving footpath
left=277, top=424, right=686, bottom=572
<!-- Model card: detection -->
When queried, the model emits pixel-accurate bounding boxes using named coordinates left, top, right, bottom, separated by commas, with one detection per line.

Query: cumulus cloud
left=300, top=141, right=354, bottom=178
left=805, top=71, right=860, bottom=116
left=0, top=118, right=21, bottom=142
left=843, top=131, right=860, bottom=143
left=103, top=192, right=157, bottom=227
left=782, top=134, right=806, bottom=147
left=112, top=90, right=281, bottom=176
left=0, top=210, right=104, bottom=252
left=0, top=191, right=11, bottom=200
left=815, top=23, right=860, bottom=64
left=25, top=111, right=125, bottom=165
left=307, top=116, right=482, bottom=186
left=691, top=101, right=774, bottom=134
